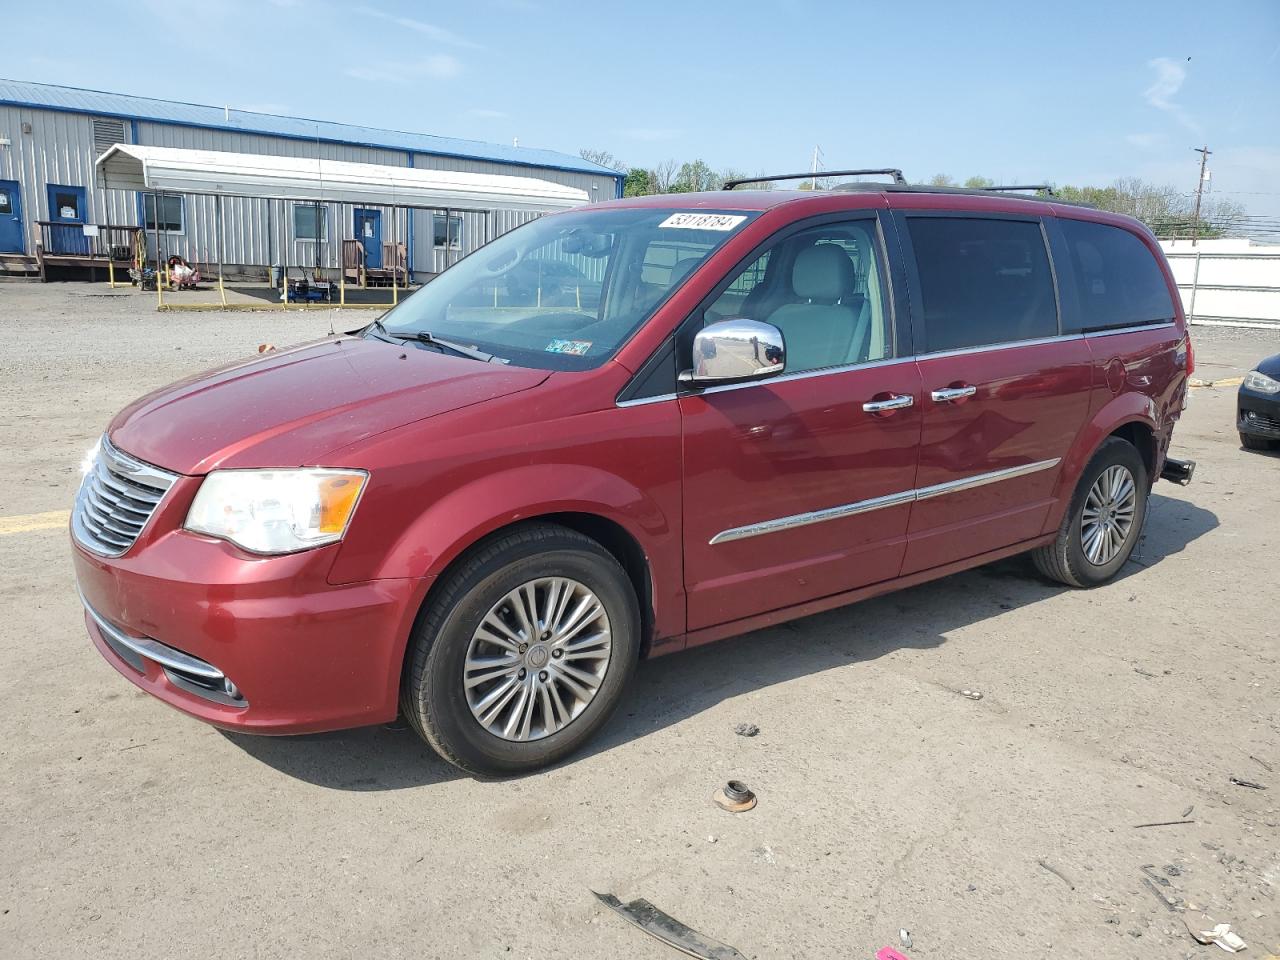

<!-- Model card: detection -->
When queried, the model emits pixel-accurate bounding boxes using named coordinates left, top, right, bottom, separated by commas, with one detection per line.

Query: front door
left=46, top=184, right=88, bottom=255
left=354, top=208, right=382, bottom=269
left=893, top=211, right=1094, bottom=574
left=681, top=215, right=922, bottom=632
left=0, top=180, right=23, bottom=253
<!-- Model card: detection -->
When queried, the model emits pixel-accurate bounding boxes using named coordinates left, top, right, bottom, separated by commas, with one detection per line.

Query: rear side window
left=1058, top=219, right=1175, bottom=331
left=907, top=217, right=1058, bottom=352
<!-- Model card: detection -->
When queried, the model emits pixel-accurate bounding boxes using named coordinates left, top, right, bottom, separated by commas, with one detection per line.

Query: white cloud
left=468, top=108, right=508, bottom=119
left=345, top=56, right=461, bottom=84
left=353, top=6, right=481, bottom=48
left=619, top=127, right=680, bottom=142
left=1143, top=57, right=1200, bottom=134
left=1125, top=132, right=1163, bottom=149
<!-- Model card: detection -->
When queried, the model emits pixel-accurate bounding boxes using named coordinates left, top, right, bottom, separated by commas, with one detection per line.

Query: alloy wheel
left=1080, top=464, right=1137, bottom=566
left=463, top=577, right=612, bottom=742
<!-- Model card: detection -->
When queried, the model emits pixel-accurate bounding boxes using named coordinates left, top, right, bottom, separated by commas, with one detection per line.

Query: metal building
left=0, top=78, right=623, bottom=279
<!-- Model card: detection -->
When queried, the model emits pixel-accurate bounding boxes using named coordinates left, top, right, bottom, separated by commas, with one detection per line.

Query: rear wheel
left=401, top=523, right=639, bottom=775
left=1032, top=437, right=1148, bottom=588
left=1240, top=432, right=1278, bottom=451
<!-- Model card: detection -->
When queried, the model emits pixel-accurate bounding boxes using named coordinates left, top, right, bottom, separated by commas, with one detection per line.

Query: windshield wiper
left=370, top=320, right=498, bottom=363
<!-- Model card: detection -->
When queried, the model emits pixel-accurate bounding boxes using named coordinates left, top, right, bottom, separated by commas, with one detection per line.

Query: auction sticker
left=546, top=338, right=592, bottom=356
left=658, top=213, right=747, bottom=231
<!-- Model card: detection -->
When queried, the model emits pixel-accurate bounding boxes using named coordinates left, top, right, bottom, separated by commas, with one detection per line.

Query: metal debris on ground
left=1229, top=776, right=1266, bottom=790
left=1181, top=804, right=1195, bottom=818
left=592, top=891, right=748, bottom=960
left=734, top=723, right=760, bottom=737
left=1133, top=819, right=1195, bottom=828
left=959, top=689, right=983, bottom=700
left=713, top=780, right=757, bottom=813
left=1249, top=754, right=1273, bottom=773
left=1037, top=859, right=1075, bottom=889
left=1139, top=870, right=1183, bottom=913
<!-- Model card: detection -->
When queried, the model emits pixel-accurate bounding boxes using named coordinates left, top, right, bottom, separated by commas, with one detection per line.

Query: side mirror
left=680, top=319, right=786, bottom=387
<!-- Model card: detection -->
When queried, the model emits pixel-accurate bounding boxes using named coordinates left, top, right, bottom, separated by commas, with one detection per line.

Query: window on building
left=52, top=190, right=82, bottom=221
left=703, top=218, right=891, bottom=373
left=433, top=213, right=462, bottom=249
left=1058, top=219, right=1175, bottom=331
left=907, top=217, right=1057, bottom=352
left=293, top=204, right=328, bottom=242
left=142, top=194, right=184, bottom=233
left=0, top=187, right=12, bottom=216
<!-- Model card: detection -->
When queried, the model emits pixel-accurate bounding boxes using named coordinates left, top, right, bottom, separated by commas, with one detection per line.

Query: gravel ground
left=1, top=283, right=1278, bottom=960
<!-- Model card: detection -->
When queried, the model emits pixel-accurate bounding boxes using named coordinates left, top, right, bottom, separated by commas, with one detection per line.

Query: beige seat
left=766, top=245, right=864, bottom=372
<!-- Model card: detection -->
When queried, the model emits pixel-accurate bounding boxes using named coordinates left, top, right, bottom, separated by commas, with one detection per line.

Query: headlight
left=1244, top=369, right=1280, bottom=394
left=185, top=468, right=368, bottom=554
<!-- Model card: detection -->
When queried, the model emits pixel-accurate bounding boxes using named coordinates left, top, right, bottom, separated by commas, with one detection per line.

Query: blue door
left=0, top=180, right=22, bottom=253
left=354, top=208, right=382, bottom=269
left=47, top=184, right=89, bottom=255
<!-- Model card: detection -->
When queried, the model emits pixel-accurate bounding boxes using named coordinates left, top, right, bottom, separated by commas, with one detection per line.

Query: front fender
left=1042, top=392, right=1158, bottom=535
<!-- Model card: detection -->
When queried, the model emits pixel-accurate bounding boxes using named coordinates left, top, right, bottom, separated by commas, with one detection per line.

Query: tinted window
left=704, top=219, right=891, bottom=373
left=908, top=217, right=1057, bottom=352
left=1059, top=219, right=1175, bottom=330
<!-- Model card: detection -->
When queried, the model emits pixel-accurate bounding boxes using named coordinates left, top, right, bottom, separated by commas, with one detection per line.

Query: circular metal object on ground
left=713, top=780, right=757, bottom=813
left=1080, top=464, right=1137, bottom=566
left=463, top=577, right=612, bottom=742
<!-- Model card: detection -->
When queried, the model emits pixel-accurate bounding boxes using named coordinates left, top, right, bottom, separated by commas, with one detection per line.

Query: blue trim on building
left=405, top=151, right=414, bottom=283
left=0, top=79, right=625, bottom=189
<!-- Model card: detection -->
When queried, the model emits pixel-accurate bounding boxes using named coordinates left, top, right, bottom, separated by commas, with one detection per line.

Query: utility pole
left=1190, top=145, right=1211, bottom=245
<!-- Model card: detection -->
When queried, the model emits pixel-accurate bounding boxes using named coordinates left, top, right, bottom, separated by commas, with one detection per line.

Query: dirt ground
left=1, top=283, right=1277, bottom=960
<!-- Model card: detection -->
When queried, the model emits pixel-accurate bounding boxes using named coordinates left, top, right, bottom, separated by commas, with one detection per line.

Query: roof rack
left=723, top=168, right=907, bottom=190
left=981, top=184, right=1056, bottom=196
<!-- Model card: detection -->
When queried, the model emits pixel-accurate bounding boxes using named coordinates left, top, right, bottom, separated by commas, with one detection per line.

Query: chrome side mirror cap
left=680, top=319, right=786, bottom=387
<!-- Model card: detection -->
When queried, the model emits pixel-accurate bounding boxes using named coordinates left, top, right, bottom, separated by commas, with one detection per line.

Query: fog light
left=224, top=678, right=241, bottom=700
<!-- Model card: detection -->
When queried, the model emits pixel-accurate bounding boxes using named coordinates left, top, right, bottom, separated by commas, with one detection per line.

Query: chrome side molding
left=709, top=458, right=1061, bottom=545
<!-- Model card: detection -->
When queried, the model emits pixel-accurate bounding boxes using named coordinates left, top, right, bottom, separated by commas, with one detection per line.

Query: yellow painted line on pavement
left=0, top=510, right=71, bottom=535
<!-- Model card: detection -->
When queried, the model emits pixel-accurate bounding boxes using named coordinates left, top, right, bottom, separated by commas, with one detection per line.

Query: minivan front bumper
left=72, top=529, right=427, bottom=734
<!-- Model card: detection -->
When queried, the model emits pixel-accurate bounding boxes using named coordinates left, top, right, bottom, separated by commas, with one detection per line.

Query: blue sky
left=11, top=0, right=1280, bottom=216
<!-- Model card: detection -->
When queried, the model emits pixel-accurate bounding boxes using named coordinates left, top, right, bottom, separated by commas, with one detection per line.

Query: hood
left=1256, top=353, right=1280, bottom=379
left=109, top=337, right=550, bottom=474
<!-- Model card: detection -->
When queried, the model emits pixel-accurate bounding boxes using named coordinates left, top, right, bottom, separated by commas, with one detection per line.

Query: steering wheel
left=476, top=245, right=526, bottom=278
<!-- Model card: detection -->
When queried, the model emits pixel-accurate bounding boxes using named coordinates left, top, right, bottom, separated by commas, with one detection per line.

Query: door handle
left=862, top=394, right=914, bottom=414
left=931, top=385, right=977, bottom=403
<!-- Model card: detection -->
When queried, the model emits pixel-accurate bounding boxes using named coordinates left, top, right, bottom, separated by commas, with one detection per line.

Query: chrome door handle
left=931, top=385, right=977, bottom=403
left=862, top=394, right=914, bottom=413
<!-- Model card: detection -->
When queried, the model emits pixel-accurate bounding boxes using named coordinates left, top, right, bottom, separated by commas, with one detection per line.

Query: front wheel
left=1032, top=437, right=1148, bottom=587
left=401, top=523, right=639, bottom=775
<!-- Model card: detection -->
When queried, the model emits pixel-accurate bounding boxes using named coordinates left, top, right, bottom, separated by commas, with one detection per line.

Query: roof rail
left=723, top=168, right=907, bottom=190
left=981, top=184, right=1056, bottom=196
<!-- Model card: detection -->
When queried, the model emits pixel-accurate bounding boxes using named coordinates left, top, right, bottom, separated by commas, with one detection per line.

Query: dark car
left=1239, top=353, right=1280, bottom=451
left=72, top=179, right=1196, bottom=775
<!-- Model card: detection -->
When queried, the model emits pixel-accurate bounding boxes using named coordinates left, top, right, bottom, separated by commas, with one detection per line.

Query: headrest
left=792, top=244, right=855, bottom=301
left=668, top=257, right=701, bottom=287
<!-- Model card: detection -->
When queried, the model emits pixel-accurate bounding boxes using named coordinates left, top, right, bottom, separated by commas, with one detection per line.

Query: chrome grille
left=72, top=436, right=178, bottom=557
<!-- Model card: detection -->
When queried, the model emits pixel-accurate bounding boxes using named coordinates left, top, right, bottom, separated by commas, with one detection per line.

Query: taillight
left=1186, top=334, right=1195, bottom=376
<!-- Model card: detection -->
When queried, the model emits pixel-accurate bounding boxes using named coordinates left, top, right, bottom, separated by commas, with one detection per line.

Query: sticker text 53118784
left=658, top=213, right=748, bottom=232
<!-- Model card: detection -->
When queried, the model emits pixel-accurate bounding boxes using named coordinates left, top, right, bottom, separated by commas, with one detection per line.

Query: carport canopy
left=96, top=143, right=590, bottom=213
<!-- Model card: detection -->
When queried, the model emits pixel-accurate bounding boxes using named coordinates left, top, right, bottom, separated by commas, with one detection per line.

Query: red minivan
left=72, top=177, right=1195, bottom=774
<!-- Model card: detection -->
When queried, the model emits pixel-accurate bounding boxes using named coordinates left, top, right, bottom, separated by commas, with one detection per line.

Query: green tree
left=578, top=148, right=625, bottom=172
left=623, top=167, right=653, bottom=197
left=671, top=159, right=722, bottom=193
left=963, top=175, right=995, bottom=190
left=928, top=174, right=958, bottom=187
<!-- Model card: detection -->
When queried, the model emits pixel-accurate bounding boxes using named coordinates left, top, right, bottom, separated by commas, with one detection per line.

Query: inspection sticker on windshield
left=658, top=213, right=747, bottom=231
left=546, top=338, right=592, bottom=356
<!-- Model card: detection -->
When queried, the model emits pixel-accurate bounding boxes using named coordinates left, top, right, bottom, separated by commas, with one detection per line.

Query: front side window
left=1059, top=218, right=1175, bottom=330
left=142, top=194, right=184, bottom=233
left=703, top=219, right=891, bottom=373
left=378, top=207, right=757, bottom=371
left=293, top=204, right=327, bottom=242
left=908, top=217, right=1057, bottom=352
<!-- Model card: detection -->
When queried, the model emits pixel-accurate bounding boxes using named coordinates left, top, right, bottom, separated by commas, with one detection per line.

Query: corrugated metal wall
left=0, top=104, right=616, bottom=274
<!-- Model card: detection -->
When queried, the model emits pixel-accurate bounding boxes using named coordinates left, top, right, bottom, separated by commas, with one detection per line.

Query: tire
left=401, top=522, right=640, bottom=776
left=1032, top=437, right=1149, bottom=588
left=1240, top=432, right=1278, bottom=451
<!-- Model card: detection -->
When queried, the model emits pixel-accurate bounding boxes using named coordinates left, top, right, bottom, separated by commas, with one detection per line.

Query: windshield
left=376, top=207, right=758, bottom=370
